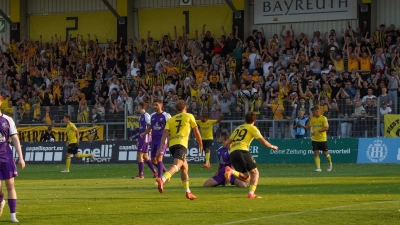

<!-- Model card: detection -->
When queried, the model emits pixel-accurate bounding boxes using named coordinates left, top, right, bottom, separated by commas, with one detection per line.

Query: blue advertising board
left=357, top=138, right=400, bottom=163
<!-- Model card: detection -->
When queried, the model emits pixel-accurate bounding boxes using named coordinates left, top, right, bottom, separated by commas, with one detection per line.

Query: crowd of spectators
left=0, top=21, right=399, bottom=138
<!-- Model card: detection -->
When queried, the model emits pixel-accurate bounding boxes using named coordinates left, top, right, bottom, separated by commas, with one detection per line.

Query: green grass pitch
left=3, top=163, right=400, bottom=224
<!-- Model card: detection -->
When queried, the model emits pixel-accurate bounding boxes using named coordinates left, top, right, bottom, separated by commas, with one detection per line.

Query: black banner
left=17, top=140, right=219, bottom=165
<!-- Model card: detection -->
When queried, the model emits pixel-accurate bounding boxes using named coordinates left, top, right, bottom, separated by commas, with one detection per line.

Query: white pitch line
left=215, top=200, right=400, bottom=225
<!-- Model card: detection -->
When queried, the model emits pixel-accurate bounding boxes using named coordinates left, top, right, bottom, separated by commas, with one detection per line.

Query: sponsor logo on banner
left=357, top=138, right=400, bottom=164
left=23, top=142, right=65, bottom=162
left=118, top=144, right=138, bottom=161
left=384, top=114, right=400, bottom=137
left=253, top=0, right=357, bottom=24
left=78, top=144, right=113, bottom=163
left=366, top=140, right=388, bottom=163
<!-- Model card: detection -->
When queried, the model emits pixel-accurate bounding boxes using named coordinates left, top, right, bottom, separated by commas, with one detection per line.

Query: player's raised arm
left=257, top=137, right=278, bottom=150
left=192, top=126, right=203, bottom=153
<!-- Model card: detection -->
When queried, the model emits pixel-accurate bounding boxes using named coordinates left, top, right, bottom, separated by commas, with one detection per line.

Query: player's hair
left=139, top=102, right=147, bottom=110
left=175, top=100, right=186, bottom=112
left=154, top=99, right=163, bottom=105
left=311, top=106, right=319, bottom=112
left=244, top=111, right=256, bottom=124
left=201, top=112, right=209, bottom=118
left=220, top=132, right=230, bottom=140
left=64, top=114, right=71, bottom=120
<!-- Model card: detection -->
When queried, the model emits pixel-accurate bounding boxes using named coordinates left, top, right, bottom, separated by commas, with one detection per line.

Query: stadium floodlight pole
left=0, top=9, right=17, bottom=30
left=101, top=0, right=125, bottom=24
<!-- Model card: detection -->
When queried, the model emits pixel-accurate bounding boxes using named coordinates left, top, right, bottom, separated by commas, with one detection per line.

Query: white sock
left=185, top=188, right=191, bottom=193
left=162, top=176, right=166, bottom=183
left=10, top=212, right=16, bottom=219
left=249, top=190, right=254, bottom=194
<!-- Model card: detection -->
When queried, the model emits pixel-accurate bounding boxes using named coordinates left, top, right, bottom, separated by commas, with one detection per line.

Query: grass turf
left=2, top=163, right=399, bottom=224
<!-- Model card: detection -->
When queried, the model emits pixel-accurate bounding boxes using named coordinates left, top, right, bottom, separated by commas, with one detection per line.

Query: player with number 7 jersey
left=225, top=112, right=279, bottom=199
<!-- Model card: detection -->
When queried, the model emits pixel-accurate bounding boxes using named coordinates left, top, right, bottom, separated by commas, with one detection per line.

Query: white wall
left=376, top=0, right=400, bottom=30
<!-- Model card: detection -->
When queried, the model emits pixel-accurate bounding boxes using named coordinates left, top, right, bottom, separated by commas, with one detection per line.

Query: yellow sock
left=314, top=156, right=321, bottom=168
left=232, top=170, right=240, bottom=178
left=249, top=184, right=257, bottom=194
left=326, top=154, right=332, bottom=163
left=182, top=180, right=190, bottom=192
left=76, top=154, right=92, bottom=159
left=66, top=157, right=71, bottom=170
left=205, top=152, right=210, bottom=164
left=163, top=171, right=172, bottom=180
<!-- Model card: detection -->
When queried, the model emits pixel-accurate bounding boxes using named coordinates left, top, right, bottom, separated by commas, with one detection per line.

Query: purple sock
left=138, top=162, right=144, bottom=176
left=157, top=162, right=164, bottom=178
left=8, top=199, right=16, bottom=213
left=0, top=193, right=3, bottom=203
left=145, top=160, right=156, bottom=173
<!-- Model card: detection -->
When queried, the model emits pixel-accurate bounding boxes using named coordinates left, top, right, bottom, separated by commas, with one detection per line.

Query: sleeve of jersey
left=252, top=126, right=263, bottom=139
left=145, top=114, right=151, bottom=125
left=165, top=120, right=170, bottom=130
left=7, top=117, right=18, bottom=136
left=189, top=114, right=197, bottom=128
left=164, top=112, right=172, bottom=120
left=323, top=116, right=329, bottom=127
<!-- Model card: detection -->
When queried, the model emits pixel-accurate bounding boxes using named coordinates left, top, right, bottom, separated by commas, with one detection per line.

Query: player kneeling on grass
left=203, top=132, right=247, bottom=188
left=225, top=112, right=279, bottom=198
left=0, top=95, right=25, bottom=223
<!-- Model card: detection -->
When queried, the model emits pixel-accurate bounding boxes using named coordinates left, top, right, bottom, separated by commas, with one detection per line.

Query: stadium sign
left=357, top=138, right=400, bottom=164
left=254, top=0, right=357, bottom=24
left=248, top=138, right=358, bottom=163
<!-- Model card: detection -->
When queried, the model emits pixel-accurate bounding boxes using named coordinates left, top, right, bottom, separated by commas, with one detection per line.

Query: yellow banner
left=126, top=116, right=139, bottom=128
left=17, top=126, right=104, bottom=142
left=384, top=114, right=400, bottom=137
left=138, top=5, right=233, bottom=40
left=30, top=11, right=117, bottom=43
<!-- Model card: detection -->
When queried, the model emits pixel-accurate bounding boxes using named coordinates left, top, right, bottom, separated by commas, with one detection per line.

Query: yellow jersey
left=229, top=124, right=263, bottom=152
left=66, top=122, right=78, bottom=144
left=196, top=120, right=217, bottom=140
left=165, top=112, right=197, bottom=148
left=310, top=115, right=329, bottom=142
left=347, top=57, right=359, bottom=71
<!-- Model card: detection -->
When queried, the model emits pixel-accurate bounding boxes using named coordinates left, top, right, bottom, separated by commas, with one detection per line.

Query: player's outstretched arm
left=11, top=135, right=25, bottom=169
left=193, top=127, right=203, bottom=153
left=257, top=138, right=278, bottom=150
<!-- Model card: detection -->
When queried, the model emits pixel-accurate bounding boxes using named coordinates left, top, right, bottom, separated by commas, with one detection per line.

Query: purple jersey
left=217, top=146, right=231, bottom=173
left=149, top=112, right=171, bottom=143
left=139, top=112, right=151, bottom=143
left=0, top=115, right=17, bottom=163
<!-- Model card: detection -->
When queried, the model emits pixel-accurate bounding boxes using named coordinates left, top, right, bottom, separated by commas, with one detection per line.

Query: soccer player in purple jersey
left=141, top=100, right=171, bottom=178
left=0, top=96, right=25, bottom=223
left=134, top=103, right=157, bottom=179
left=203, top=132, right=247, bottom=188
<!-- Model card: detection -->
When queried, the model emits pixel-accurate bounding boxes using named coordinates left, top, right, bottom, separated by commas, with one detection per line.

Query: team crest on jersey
left=2, top=122, right=7, bottom=128
left=160, top=118, right=164, bottom=121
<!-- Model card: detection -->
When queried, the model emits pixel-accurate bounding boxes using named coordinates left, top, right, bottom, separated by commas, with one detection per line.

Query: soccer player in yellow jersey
left=156, top=100, right=203, bottom=200
left=305, top=106, right=332, bottom=172
left=61, top=114, right=94, bottom=172
left=225, top=112, right=278, bottom=198
left=196, top=113, right=223, bottom=168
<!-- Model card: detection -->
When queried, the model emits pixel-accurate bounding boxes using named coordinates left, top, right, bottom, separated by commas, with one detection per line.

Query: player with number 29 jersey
left=229, top=124, right=263, bottom=152
left=165, top=112, right=197, bottom=149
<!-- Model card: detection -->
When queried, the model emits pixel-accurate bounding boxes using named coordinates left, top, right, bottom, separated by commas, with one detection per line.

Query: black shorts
left=67, top=143, right=78, bottom=154
left=229, top=150, right=257, bottom=173
left=202, top=140, right=213, bottom=150
left=169, top=144, right=187, bottom=161
left=312, top=141, right=328, bottom=151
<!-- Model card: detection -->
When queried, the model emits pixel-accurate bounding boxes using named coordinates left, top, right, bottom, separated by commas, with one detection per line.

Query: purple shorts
left=150, top=142, right=167, bottom=159
left=212, top=170, right=235, bottom=185
left=0, top=157, right=18, bottom=180
left=137, top=141, right=149, bottom=153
